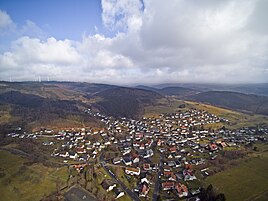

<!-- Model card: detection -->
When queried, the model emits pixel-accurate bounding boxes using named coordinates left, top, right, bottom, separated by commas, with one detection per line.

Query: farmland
left=205, top=143, right=268, bottom=201
left=0, top=150, right=68, bottom=201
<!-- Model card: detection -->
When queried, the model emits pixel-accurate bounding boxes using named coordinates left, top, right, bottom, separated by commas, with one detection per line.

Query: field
left=145, top=98, right=268, bottom=129
left=144, top=98, right=185, bottom=117
left=184, top=101, right=268, bottom=129
left=205, top=143, right=268, bottom=201
left=0, top=150, right=68, bottom=201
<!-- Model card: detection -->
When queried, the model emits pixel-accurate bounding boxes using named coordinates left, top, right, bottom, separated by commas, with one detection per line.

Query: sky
left=0, top=0, right=268, bottom=85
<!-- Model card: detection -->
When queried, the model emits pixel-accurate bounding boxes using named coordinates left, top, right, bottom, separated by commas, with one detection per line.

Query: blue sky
left=0, top=0, right=107, bottom=40
left=0, top=0, right=267, bottom=84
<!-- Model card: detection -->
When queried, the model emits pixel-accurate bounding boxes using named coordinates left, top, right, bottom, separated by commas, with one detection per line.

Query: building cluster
left=7, top=108, right=268, bottom=200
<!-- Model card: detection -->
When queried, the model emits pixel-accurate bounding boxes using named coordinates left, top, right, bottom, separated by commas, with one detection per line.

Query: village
left=8, top=109, right=268, bottom=201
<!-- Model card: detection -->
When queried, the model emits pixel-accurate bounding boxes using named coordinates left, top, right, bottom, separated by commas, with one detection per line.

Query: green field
left=205, top=143, right=268, bottom=201
left=0, top=150, right=68, bottom=201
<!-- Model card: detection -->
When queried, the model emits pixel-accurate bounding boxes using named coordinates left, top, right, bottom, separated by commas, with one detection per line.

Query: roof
left=125, top=167, right=140, bottom=173
left=101, top=179, right=116, bottom=190
left=175, top=183, right=188, bottom=193
left=162, top=181, right=175, bottom=189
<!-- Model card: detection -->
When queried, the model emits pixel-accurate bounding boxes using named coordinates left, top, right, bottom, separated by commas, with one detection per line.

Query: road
left=152, top=156, right=163, bottom=201
left=100, top=154, right=141, bottom=201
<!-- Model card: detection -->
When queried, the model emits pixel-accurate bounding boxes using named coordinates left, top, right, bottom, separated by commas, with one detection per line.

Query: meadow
left=205, top=143, right=268, bottom=201
left=0, top=150, right=68, bottom=201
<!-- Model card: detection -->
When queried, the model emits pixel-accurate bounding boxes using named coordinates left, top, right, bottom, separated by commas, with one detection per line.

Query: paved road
left=100, top=154, right=141, bottom=201
left=152, top=156, right=163, bottom=201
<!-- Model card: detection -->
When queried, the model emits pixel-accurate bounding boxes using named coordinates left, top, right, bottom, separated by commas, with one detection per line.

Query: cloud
left=19, top=20, right=47, bottom=39
left=0, top=9, right=15, bottom=35
left=0, top=1, right=268, bottom=84
left=101, top=0, right=143, bottom=32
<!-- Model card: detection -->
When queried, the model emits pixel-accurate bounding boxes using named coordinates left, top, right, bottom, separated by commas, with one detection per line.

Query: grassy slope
left=185, top=101, right=268, bottom=129
left=205, top=143, right=268, bottom=201
left=144, top=98, right=185, bottom=117
left=145, top=98, right=268, bottom=129
left=0, top=150, right=68, bottom=201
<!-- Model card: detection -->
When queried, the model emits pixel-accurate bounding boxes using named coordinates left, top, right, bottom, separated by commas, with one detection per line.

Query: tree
left=215, top=193, right=226, bottom=201
left=199, top=184, right=225, bottom=201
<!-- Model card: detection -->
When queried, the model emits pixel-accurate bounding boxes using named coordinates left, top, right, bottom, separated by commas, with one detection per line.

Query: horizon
left=1, top=0, right=268, bottom=84
left=1, top=80, right=268, bottom=88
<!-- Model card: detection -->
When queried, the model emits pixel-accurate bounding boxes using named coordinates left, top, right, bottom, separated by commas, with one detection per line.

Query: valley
left=0, top=82, right=267, bottom=201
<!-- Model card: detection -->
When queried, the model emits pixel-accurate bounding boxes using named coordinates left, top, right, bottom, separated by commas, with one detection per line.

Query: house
left=132, top=153, right=140, bottom=164
left=101, top=179, right=117, bottom=192
left=73, top=164, right=87, bottom=172
left=59, top=151, right=69, bottom=158
left=113, top=157, right=122, bottom=164
left=69, top=151, right=78, bottom=159
left=113, top=187, right=125, bottom=199
left=141, top=177, right=150, bottom=184
left=123, top=157, right=132, bottom=166
left=175, top=183, right=188, bottom=198
left=183, top=170, right=196, bottom=181
left=163, top=166, right=172, bottom=172
left=140, top=183, right=150, bottom=197
left=164, top=171, right=176, bottom=181
left=125, top=167, right=140, bottom=176
left=135, top=133, right=143, bottom=140
left=217, top=141, right=227, bottom=148
left=209, top=143, right=218, bottom=151
left=143, top=163, right=152, bottom=171
left=162, top=181, right=175, bottom=190
left=144, top=149, right=154, bottom=158
left=167, top=161, right=176, bottom=167
left=169, top=146, right=176, bottom=153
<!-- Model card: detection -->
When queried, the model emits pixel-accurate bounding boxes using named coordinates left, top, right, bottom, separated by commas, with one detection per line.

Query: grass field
left=185, top=101, right=268, bottom=129
left=205, top=143, right=268, bottom=201
left=145, top=98, right=268, bottom=129
left=144, top=98, right=185, bottom=117
left=0, top=150, right=68, bottom=201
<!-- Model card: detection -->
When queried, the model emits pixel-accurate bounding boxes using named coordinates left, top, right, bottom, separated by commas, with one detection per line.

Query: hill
left=136, top=85, right=198, bottom=97
left=158, top=86, right=198, bottom=97
left=0, top=82, right=165, bottom=133
left=56, top=82, right=118, bottom=96
left=0, top=90, right=101, bottom=133
left=188, top=91, right=268, bottom=115
left=153, top=83, right=268, bottom=96
left=92, top=87, right=163, bottom=119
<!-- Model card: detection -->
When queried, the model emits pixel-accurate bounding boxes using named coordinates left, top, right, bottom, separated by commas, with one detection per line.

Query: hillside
left=0, top=81, right=119, bottom=100
left=188, top=91, right=268, bottom=116
left=153, top=83, right=268, bottom=96
left=1, top=82, right=267, bottom=132
left=136, top=85, right=198, bottom=97
left=0, top=82, right=165, bottom=133
left=0, top=90, right=101, bottom=133
left=57, top=82, right=118, bottom=96
left=93, top=87, right=163, bottom=119
left=159, top=86, right=198, bottom=97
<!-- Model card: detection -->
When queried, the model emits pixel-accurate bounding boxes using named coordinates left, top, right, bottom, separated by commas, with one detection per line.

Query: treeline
left=200, top=184, right=226, bottom=201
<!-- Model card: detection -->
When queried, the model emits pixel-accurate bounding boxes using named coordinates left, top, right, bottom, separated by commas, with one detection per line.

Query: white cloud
left=101, top=0, right=143, bottom=32
left=19, top=20, right=46, bottom=38
left=0, top=10, right=13, bottom=29
left=0, top=9, right=15, bottom=37
left=0, top=0, right=268, bottom=84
